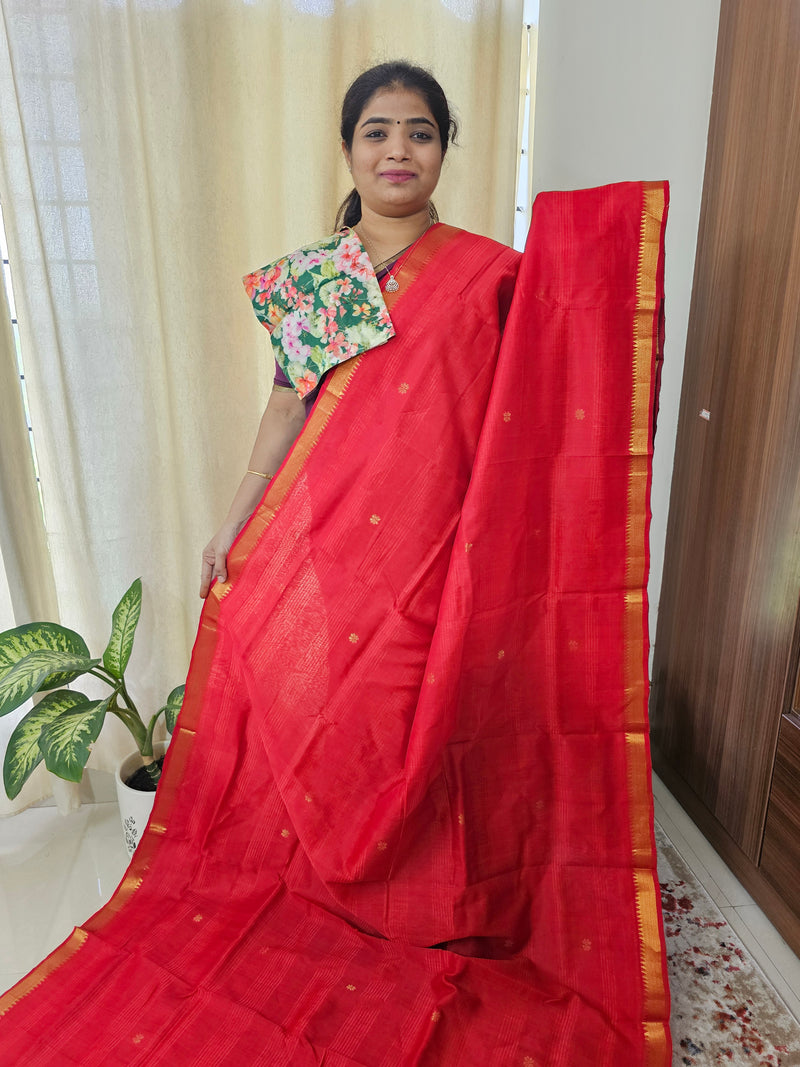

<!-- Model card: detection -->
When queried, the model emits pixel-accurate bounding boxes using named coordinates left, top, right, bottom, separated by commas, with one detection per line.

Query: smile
left=380, top=171, right=416, bottom=183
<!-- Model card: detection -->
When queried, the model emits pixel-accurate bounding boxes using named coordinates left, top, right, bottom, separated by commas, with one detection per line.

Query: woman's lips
left=380, top=171, right=416, bottom=183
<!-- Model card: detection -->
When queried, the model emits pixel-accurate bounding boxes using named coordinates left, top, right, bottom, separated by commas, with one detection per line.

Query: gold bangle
left=247, top=469, right=272, bottom=479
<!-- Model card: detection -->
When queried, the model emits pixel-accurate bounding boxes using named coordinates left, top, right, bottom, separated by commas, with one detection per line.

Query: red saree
left=0, top=181, right=670, bottom=1065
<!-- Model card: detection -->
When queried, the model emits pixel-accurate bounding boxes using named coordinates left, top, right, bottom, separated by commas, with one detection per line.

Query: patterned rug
left=657, top=824, right=800, bottom=1065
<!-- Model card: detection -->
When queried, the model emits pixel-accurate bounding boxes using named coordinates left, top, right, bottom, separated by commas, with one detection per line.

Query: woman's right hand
left=199, top=520, right=245, bottom=599
left=198, top=387, right=305, bottom=599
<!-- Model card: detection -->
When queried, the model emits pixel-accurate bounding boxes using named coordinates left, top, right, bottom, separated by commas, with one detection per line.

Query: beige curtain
left=0, top=0, right=523, bottom=814
left=0, top=229, right=68, bottom=814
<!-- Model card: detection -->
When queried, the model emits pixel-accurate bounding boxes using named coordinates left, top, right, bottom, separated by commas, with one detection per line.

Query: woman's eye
left=412, top=131, right=433, bottom=141
left=365, top=130, right=386, bottom=139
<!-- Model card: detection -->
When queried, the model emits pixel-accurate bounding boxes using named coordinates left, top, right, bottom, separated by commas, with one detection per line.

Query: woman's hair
left=335, top=61, right=458, bottom=230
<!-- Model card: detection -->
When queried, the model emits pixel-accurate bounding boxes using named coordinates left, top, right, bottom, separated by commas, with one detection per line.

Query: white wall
left=531, top=0, right=721, bottom=653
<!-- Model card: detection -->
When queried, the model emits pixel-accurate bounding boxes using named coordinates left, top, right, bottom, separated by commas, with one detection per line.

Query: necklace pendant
left=385, top=274, right=399, bottom=293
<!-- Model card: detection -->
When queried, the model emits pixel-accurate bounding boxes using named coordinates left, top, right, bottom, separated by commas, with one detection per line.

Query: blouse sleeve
left=273, top=363, right=294, bottom=390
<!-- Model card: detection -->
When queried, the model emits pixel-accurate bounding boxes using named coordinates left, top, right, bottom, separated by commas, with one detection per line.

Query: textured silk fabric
left=0, top=183, right=671, bottom=1066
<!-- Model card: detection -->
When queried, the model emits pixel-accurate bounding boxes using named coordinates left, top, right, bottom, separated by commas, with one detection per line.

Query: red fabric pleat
left=0, top=182, right=670, bottom=1066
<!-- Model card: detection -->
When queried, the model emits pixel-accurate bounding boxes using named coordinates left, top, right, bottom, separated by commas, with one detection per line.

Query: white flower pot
left=115, top=741, right=168, bottom=856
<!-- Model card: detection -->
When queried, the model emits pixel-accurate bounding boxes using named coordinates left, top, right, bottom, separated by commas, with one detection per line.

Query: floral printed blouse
left=243, top=229, right=395, bottom=401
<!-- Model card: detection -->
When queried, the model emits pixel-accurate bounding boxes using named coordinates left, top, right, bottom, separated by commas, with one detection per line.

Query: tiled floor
left=1, top=774, right=800, bottom=1029
left=0, top=800, right=129, bottom=995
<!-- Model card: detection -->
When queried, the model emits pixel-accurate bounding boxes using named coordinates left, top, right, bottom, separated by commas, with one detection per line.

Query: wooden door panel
left=761, top=715, right=800, bottom=903
left=651, top=0, right=800, bottom=860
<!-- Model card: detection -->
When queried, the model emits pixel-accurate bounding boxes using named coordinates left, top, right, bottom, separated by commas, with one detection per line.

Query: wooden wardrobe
left=651, top=0, right=800, bottom=953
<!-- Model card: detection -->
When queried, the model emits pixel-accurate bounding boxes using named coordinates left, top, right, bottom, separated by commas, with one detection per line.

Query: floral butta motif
left=243, top=229, right=395, bottom=398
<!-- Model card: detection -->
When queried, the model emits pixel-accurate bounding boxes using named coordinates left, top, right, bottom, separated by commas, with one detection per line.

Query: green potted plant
left=0, top=578, right=184, bottom=848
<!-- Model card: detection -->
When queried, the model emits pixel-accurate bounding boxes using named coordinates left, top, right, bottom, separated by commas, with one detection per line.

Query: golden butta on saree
left=243, top=229, right=395, bottom=398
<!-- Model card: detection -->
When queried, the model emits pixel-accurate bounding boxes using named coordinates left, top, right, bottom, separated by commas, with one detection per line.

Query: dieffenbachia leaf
left=102, top=578, right=142, bottom=679
left=0, top=650, right=100, bottom=718
left=38, top=695, right=110, bottom=783
left=162, top=684, right=185, bottom=734
left=3, top=690, right=90, bottom=799
left=0, top=623, right=91, bottom=690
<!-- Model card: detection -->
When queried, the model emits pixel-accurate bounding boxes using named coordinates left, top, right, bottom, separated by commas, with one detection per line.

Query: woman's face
left=343, top=87, right=443, bottom=220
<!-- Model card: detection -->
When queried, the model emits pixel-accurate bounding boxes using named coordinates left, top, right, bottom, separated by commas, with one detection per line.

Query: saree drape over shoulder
left=0, top=182, right=671, bottom=1066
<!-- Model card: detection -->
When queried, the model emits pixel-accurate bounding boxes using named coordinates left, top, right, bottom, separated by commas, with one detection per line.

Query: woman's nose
left=385, top=133, right=410, bottom=160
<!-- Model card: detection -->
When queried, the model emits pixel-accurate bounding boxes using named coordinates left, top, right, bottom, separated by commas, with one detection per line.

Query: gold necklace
left=363, top=224, right=432, bottom=293
left=371, top=242, right=413, bottom=275
left=383, top=244, right=413, bottom=292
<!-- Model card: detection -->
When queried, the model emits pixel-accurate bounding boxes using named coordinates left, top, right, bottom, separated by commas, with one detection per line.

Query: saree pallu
left=0, top=181, right=670, bottom=1066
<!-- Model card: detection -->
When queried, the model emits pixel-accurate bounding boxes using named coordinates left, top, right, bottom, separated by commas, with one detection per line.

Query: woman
left=0, top=63, right=670, bottom=1066
left=199, top=62, right=480, bottom=598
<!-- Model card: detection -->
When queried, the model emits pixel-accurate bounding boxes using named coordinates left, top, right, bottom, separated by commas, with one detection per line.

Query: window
left=0, top=201, right=43, bottom=513
left=514, top=0, right=539, bottom=250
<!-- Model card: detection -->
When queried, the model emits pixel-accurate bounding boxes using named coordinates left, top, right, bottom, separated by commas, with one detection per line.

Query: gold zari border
left=0, top=929, right=87, bottom=1018
left=623, top=182, right=670, bottom=1060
